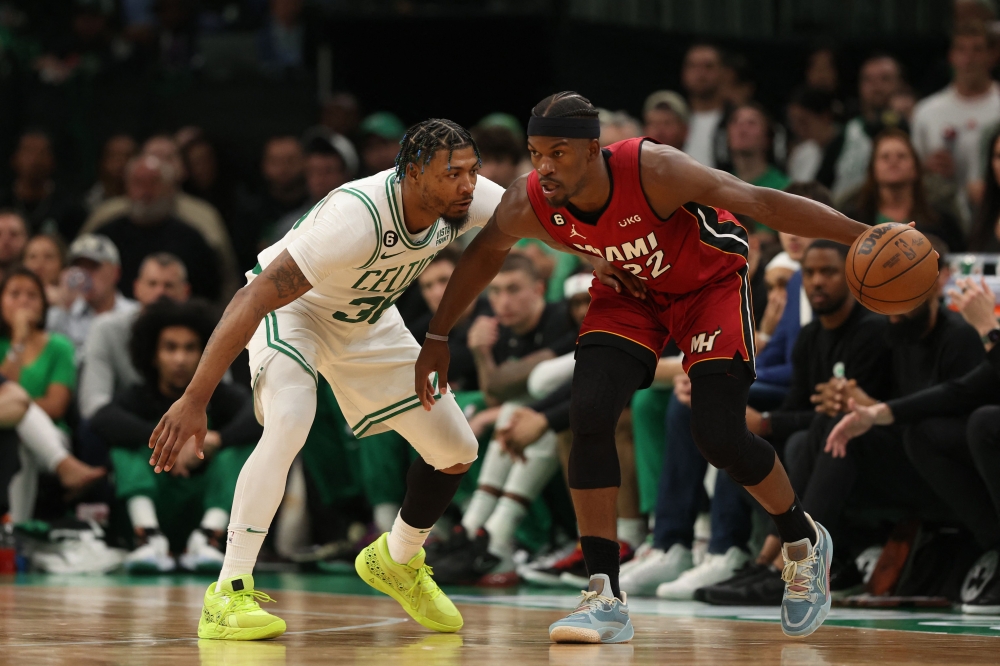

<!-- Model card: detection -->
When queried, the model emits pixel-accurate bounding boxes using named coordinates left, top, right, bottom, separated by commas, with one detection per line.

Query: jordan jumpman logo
left=570, top=224, right=586, bottom=239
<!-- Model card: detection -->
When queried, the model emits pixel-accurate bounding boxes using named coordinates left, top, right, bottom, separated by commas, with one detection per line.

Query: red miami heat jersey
left=526, top=137, right=748, bottom=294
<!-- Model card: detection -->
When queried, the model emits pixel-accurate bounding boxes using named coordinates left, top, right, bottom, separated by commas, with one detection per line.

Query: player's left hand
left=149, top=393, right=208, bottom=473
left=592, top=258, right=647, bottom=299
left=415, top=338, right=450, bottom=411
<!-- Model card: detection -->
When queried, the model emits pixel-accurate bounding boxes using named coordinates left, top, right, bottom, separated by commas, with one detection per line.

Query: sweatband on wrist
left=425, top=332, right=449, bottom=342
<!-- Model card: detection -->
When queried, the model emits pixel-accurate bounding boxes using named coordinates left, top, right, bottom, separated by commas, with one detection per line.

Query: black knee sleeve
left=399, top=457, right=466, bottom=529
left=568, top=346, right=648, bottom=489
left=689, top=359, right=775, bottom=487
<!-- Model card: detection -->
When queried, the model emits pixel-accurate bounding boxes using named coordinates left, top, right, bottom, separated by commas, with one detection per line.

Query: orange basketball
left=846, top=223, right=939, bottom=316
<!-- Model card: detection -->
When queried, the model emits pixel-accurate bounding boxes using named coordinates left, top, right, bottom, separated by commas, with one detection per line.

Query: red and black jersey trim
left=684, top=203, right=750, bottom=258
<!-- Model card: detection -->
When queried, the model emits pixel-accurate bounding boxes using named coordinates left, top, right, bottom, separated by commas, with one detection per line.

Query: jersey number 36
left=331, top=294, right=400, bottom=324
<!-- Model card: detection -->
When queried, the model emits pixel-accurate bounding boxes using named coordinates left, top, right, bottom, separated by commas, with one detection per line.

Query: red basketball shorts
left=577, top=268, right=757, bottom=385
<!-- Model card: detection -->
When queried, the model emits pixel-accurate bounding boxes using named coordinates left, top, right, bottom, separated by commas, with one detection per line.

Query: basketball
left=846, top=223, right=939, bottom=315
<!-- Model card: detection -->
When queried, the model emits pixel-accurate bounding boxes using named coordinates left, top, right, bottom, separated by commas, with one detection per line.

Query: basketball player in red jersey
left=415, top=92, right=869, bottom=643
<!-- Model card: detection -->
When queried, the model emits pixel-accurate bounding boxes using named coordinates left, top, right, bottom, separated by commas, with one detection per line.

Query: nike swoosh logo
left=381, top=251, right=405, bottom=259
left=246, top=528, right=266, bottom=533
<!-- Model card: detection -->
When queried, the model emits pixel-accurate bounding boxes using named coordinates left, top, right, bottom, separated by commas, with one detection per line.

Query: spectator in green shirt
left=727, top=103, right=790, bottom=191
left=0, top=266, right=76, bottom=430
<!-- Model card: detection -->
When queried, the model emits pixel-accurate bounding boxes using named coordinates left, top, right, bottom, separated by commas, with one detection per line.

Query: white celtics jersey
left=248, top=169, right=504, bottom=325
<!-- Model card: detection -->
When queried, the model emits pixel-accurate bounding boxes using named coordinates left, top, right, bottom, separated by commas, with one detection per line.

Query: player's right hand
left=149, top=394, right=208, bottom=474
left=415, top=339, right=450, bottom=411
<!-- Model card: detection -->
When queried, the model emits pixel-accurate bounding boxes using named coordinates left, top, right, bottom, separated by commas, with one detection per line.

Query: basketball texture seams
left=847, top=223, right=939, bottom=315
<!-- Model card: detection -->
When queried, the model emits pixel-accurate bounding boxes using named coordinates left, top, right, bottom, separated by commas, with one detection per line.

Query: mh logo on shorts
left=691, top=327, right=722, bottom=354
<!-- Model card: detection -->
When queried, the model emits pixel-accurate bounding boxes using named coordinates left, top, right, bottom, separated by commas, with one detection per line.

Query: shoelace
left=781, top=550, right=819, bottom=600
left=221, top=589, right=276, bottom=618
left=570, top=590, right=616, bottom=615
left=406, top=565, right=442, bottom=602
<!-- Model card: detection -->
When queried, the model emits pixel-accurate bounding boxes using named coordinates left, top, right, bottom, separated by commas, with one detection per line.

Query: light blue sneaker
left=780, top=517, right=833, bottom=638
left=548, top=574, right=633, bottom=644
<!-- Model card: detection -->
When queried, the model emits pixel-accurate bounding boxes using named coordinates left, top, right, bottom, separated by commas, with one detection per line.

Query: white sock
left=461, top=489, right=499, bottom=535
left=17, top=403, right=69, bottom=472
left=127, top=496, right=159, bottom=530
left=218, top=523, right=268, bottom=589
left=484, top=496, right=528, bottom=559
left=373, top=502, right=400, bottom=534
left=387, top=512, right=430, bottom=565
left=617, top=517, right=646, bottom=549
left=200, top=507, right=229, bottom=532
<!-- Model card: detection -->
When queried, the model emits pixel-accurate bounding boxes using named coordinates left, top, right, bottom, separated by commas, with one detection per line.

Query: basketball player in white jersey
left=147, top=119, right=505, bottom=640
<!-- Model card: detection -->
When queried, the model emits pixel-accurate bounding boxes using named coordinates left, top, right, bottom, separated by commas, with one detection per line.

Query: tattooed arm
left=148, top=250, right=312, bottom=473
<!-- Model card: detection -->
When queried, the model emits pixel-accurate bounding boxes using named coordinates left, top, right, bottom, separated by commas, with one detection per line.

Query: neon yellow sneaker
left=355, top=532, right=463, bottom=633
left=197, top=574, right=287, bottom=640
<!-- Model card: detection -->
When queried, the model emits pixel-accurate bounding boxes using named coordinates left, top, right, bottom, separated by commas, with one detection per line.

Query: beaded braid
left=394, top=118, right=481, bottom=180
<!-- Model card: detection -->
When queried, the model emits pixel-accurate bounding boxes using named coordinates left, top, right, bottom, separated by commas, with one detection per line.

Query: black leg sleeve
left=399, top=457, right=466, bottom=529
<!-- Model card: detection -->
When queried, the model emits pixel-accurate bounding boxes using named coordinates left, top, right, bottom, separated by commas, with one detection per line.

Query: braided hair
left=394, top=119, right=481, bottom=180
left=530, top=91, right=599, bottom=120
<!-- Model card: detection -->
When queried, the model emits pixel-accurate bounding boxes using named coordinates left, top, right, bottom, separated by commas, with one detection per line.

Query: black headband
left=527, top=116, right=601, bottom=139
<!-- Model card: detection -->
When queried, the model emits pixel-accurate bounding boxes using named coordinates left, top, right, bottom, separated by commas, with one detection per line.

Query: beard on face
left=809, top=291, right=849, bottom=316
left=129, top=197, right=173, bottom=225
left=422, top=188, right=472, bottom=230
left=887, top=300, right=932, bottom=344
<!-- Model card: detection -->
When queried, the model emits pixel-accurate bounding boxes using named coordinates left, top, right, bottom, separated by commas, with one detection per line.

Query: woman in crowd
left=970, top=127, right=1000, bottom=252
left=0, top=267, right=102, bottom=520
left=841, top=128, right=966, bottom=252
left=22, top=234, right=67, bottom=307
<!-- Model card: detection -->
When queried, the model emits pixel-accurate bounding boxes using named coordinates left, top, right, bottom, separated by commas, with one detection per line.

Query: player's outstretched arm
left=148, top=250, right=313, bottom=473
left=640, top=144, right=869, bottom=246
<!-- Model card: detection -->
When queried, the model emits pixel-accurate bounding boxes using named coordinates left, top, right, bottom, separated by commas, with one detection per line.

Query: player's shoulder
left=638, top=141, right=700, bottom=180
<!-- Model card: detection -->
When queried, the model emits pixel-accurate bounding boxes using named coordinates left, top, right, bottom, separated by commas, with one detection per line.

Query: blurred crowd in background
left=2, top=0, right=1000, bottom=614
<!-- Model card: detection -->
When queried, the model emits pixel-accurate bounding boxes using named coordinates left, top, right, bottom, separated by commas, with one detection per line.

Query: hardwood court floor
left=1, top=576, right=998, bottom=665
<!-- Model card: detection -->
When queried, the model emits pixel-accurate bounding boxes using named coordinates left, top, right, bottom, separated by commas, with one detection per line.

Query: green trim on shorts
left=252, top=262, right=262, bottom=275
left=264, top=312, right=318, bottom=385
left=385, top=173, right=440, bottom=250
left=339, top=188, right=383, bottom=269
left=351, top=373, right=442, bottom=438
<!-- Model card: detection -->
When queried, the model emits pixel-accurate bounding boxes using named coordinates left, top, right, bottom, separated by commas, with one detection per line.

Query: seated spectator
left=90, top=300, right=262, bottom=573
left=84, top=135, right=240, bottom=301
left=359, top=112, right=406, bottom=176
left=642, top=90, right=689, bottom=150
left=0, top=267, right=89, bottom=519
left=433, top=268, right=586, bottom=585
left=707, top=241, right=894, bottom=604
left=471, top=125, right=525, bottom=189
left=469, top=255, right=579, bottom=404
left=23, top=233, right=66, bottom=306
left=786, top=87, right=842, bottom=186
left=0, top=131, right=85, bottom=239
left=97, top=156, right=220, bottom=301
left=232, top=136, right=308, bottom=270
left=319, top=91, right=361, bottom=140
left=84, top=134, right=138, bottom=213
left=750, top=182, right=828, bottom=407
left=913, top=21, right=1000, bottom=218
left=268, top=134, right=353, bottom=243
left=681, top=43, right=729, bottom=168
left=829, top=275, right=1000, bottom=612
left=727, top=103, right=789, bottom=191
left=969, top=126, right=1000, bottom=251
left=0, top=211, right=29, bottom=273
left=46, top=235, right=139, bottom=361
left=840, top=129, right=966, bottom=252
left=180, top=134, right=237, bottom=223
left=79, top=253, right=191, bottom=420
